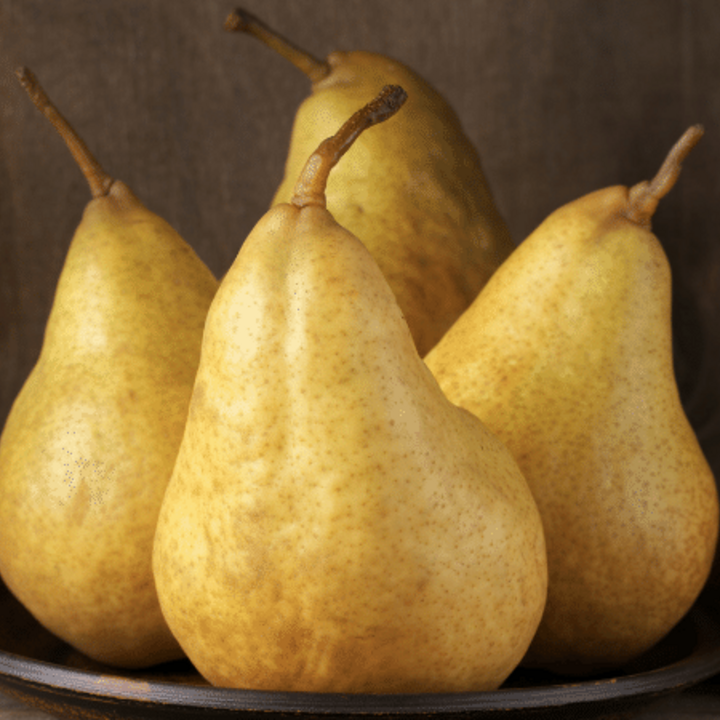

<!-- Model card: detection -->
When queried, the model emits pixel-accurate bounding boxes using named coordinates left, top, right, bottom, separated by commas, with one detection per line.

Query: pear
left=224, top=7, right=515, bottom=357
left=425, top=126, right=720, bottom=675
left=0, top=68, right=218, bottom=668
left=152, top=86, right=547, bottom=694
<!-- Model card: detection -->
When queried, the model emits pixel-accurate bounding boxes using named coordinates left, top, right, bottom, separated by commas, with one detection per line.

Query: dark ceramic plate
left=2, top=581, right=720, bottom=720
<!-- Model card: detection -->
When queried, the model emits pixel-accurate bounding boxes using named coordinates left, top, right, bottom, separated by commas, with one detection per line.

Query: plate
left=2, top=580, right=720, bottom=720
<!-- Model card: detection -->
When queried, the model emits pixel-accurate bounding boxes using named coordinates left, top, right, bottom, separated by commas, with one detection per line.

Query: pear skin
left=0, top=69, right=218, bottom=668
left=225, top=8, right=515, bottom=356
left=425, top=126, right=719, bottom=675
left=153, top=87, right=547, bottom=693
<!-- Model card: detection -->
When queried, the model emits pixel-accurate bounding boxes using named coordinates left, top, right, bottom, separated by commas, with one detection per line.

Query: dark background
left=1, top=2, right=719, bottom=484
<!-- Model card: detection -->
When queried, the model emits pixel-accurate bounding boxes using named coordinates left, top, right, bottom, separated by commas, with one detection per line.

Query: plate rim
left=1, top=603, right=720, bottom=715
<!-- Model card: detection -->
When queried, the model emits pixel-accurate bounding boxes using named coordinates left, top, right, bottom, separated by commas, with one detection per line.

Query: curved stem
left=16, top=67, right=113, bottom=199
left=623, top=125, right=704, bottom=228
left=290, top=85, right=408, bottom=209
left=224, top=8, right=331, bottom=84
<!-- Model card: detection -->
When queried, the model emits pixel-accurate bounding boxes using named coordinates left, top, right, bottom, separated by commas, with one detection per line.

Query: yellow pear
left=224, top=7, right=515, bottom=356
left=0, top=69, right=218, bottom=668
left=152, top=86, right=547, bottom=694
left=425, top=126, right=719, bottom=675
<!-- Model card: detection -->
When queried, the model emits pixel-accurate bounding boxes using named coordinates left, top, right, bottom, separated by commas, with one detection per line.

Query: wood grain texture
left=0, top=2, right=718, bottom=471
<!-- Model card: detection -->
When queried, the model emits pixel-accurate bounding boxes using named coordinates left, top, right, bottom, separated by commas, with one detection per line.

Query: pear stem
left=16, top=67, right=113, bottom=199
left=623, top=125, right=704, bottom=228
left=289, top=85, right=408, bottom=209
left=224, top=7, right=331, bottom=84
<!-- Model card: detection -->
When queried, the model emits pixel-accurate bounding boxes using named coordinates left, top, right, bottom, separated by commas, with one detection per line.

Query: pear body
left=425, top=187, right=720, bottom=674
left=0, top=182, right=218, bottom=668
left=271, top=51, right=514, bottom=356
left=153, top=203, right=546, bottom=693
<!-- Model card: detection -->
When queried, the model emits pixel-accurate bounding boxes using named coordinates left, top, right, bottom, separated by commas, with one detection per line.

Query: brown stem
left=16, top=67, right=113, bottom=199
left=290, top=85, right=408, bottom=209
left=224, top=7, right=331, bottom=84
left=623, top=125, right=704, bottom=229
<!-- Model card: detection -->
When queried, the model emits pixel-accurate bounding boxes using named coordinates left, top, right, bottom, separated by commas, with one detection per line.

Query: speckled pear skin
left=425, top=185, right=720, bottom=675
left=0, top=182, right=218, bottom=668
left=271, top=51, right=515, bottom=357
left=152, top=201, right=547, bottom=694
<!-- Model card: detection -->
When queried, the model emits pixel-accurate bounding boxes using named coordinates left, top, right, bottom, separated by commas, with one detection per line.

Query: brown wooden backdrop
left=1, top=0, right=719, bottom=477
